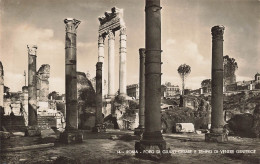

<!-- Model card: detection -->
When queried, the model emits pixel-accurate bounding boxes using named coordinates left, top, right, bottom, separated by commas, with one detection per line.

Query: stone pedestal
left=60, top=130, right=83, bottom=144
left=25, top=126, right=41, bottom=137
left=135, top=140, right=171, bottom=161
left=92, top=124, right=106, bottom=132
left=61, top=18, right=82, bottom=144
left=205, top=25, right=227, bottom=142
left=205, top=133, right=228, bottom=142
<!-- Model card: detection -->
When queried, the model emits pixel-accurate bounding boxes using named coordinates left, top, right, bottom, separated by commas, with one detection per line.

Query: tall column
left=205, top=25, right=228, bottom=142
left=0, top=62, right=3, bottom=108
left=60, top=18, right=83, bottom=144
left=108, top=30, right=115, bottom=98
left=0, top=62, right=4, bottom=130
left=134, top=48, right=145, bottom=135
left=135, top=0, right=170, bottom=160
left=27, top=45, right=38, bottom=126
left=98, top=35, right=105, bottom=97
left=93, top=62, right=105, bottom=132
left=21, top=86, right=29, bottom=126
left=119, top=27, right=127, bottom=95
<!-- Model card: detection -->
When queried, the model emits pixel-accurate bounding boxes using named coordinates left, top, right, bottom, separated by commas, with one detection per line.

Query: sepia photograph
left=0, top=0, right=259, bottom=163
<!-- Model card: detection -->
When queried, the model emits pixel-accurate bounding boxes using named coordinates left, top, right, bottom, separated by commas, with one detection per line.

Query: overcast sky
left=0, top=0, right=259, bottom=94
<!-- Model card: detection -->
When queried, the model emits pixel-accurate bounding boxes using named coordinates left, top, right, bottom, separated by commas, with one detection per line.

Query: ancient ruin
left=93, top=62, right=105, bottom=132
left=60, top=18, right=83, bottom=143
left=37, top=64, right=50, bottom=115
left=134, top=48, right=145, bottom=135
left=135, top=0, right=171, bottom=160
left=98, top=7, right=127, bottom=97
left=205, top=25, right=228, bottom=142
left=0, top=62, right=4, bottom=130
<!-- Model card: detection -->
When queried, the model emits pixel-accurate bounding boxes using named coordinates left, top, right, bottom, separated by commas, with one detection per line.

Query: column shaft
left=64, top=18, right=81, bottom=130
left=28, top=45, right=38, bottom=126
left=98, top=35, right=105, bottom=97
left=143, top=0, right=163, bottom=141
left=139, top=48, right=145, bottom=129
left=108, top=30, right=115, bottom=98
left=119, top=28, right=127, bottom=95
left=96, top=62, right=103, bottom=125
left=211, top=25, right=225, bottom=133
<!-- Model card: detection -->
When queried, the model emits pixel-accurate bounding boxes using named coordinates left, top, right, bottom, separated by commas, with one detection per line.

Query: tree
left=177, top=64, right=191, bottom=95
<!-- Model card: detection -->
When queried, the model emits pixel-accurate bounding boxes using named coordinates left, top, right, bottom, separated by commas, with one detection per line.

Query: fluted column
left=28, top=45, right=38, bottom=126
left=98, top=35, right=105, bottom=97
left=205, top=25, right=227, bottom=142
left=108, top=30, right=115, bottom=98
left=64, top=18, right=81, bottom=130
left=119, top=27, right=127, bottom=95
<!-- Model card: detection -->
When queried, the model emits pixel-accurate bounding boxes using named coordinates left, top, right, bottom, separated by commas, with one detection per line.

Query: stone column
left=0, top=62, right=3, bottom=108
left=27, top=45, right=38, bottom=126
left=205, top=25, right=228, bottom=142
left=134, top=48, right=145, bottom=135
left=22, top=86, right=29, bottom=126
left=26, top=45, right=41, bottom=136
left=93, top=62, right=105, bottom=132
left=119, top=27, right=127, bottom=95
left=60, top=18, right=83, bottom=144
left=135, top=0, right=170, bottom=160
left=0, top=62, right=4, bottom=130
left=98, top=35, right=105, bottom=97
left=107, top=30, right=115, bottom=98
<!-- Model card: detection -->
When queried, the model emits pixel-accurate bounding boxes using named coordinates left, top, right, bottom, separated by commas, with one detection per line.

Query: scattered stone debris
left=0, top=131, right=11, bottom=139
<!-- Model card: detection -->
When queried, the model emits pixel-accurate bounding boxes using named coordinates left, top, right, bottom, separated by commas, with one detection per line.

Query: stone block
left=135, top=140, right=171, bottom=161
left=134, top=127, right=145, bottom=136
left=92, top=125, right=106, bottom=133
left=60, top=131, right=83, bottom=144
left=0, top=131, right=11, bottom=139
left=205, top=133, right=228, bottom=142
left=25, top=126, right=41, bottom=137
left=176, top=123, right=195, bottom=133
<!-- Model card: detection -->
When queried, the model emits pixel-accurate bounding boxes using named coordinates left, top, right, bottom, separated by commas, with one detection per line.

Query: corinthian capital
left=64, top=18, right=81, bottom=33
left=120, top=27, right=126, bottom=35
left=211, top=25, right=225, bottom=40
left=108, top=30, right=115, bottom=40
left=98, top=35, right=105, bottom=44
left=27, top=45, right=37, bottom=56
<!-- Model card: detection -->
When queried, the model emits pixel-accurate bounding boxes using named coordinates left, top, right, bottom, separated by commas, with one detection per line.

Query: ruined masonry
left=98, top=7, right=127, bottom=98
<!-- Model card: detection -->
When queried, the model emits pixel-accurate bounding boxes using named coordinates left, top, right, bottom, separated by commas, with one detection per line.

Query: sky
left=0, top=0, right=259, bottom=94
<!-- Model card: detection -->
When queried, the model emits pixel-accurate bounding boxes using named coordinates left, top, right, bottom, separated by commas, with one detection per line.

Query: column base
left=25, top=126, right=41, bottom=137
left=205, top=133, right=228, bottom=142
left=92, top=124, right=106, bottom=133
left=60, top=130, right=83, bottom=144
left=134, top=127, right=145, bottom=136
left=135, top=139, right=171, bottom=161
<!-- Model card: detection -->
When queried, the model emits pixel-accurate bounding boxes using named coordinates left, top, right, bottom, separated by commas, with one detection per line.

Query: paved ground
left=0, top=130, right=259, bottom=164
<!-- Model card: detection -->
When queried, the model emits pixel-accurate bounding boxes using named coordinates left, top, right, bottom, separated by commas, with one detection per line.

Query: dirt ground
left=0, top=130, right=259, bottom=164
